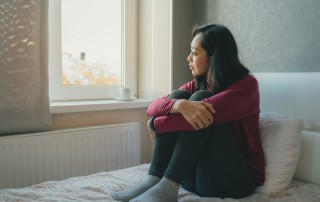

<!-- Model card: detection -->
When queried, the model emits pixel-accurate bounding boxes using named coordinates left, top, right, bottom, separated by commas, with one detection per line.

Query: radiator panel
left=0, top=123, right=140, bottom=189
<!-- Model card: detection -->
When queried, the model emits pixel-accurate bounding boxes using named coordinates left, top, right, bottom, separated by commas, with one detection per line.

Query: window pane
left=61, top=0, right=122, bottom=86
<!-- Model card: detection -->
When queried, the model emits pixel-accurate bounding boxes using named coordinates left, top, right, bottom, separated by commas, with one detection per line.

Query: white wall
left=138, top=0, right=172, bottom=99
left=138, top=0, right=200, bottom=96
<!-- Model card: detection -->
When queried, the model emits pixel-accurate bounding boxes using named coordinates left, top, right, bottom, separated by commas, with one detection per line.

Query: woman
left=112, top=24, right=265, bottom=202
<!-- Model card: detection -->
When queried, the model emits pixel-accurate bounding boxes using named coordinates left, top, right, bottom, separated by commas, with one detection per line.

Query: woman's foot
left=129, top=177, right=179, bottom=202
left=112, top=175, right=160, bottom=202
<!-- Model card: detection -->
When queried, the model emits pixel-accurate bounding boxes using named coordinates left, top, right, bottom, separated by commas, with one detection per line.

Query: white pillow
left=256, top=113, right=303, bottom=194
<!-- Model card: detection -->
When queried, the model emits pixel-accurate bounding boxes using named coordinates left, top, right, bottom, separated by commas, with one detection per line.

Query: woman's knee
left=189, top=90, right=213, bottom=101
left=168, top=89, right=192, bottom=99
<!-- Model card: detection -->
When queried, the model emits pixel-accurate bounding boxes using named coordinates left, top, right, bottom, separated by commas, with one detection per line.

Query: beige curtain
left=0, top=0, right=51, bottom=134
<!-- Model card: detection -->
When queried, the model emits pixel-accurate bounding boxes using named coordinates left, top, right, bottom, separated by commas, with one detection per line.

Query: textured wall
left=172, top=0, right=196, bottom=89
left=196, top=0, right=320, bottom=72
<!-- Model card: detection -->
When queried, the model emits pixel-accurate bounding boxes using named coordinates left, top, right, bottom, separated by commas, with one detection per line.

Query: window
left=49, top=0, right=137, bottom=101
left=61, top=0, right=122, bottom=87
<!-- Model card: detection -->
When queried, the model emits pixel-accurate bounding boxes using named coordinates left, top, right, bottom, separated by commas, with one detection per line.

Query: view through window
left=61, top=0, right=122, bottom=86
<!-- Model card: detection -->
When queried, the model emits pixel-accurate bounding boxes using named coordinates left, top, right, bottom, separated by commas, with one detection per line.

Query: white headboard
left=254, top=73, right=320, bottom=132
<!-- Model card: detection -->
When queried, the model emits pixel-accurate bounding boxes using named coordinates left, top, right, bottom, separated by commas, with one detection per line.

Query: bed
left=0, top=163, right=319, bottom=202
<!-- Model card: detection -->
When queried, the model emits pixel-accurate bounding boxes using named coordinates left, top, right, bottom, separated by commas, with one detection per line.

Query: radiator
left=0, top=123, right=140, bottom=189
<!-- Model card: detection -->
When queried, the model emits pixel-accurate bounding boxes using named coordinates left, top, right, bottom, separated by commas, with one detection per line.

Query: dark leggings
left=148, top=90, right=258, bottom=198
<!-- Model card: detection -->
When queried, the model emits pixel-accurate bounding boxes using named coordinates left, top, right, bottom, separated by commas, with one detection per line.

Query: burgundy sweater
left=146, top=74, right=265, bottom=185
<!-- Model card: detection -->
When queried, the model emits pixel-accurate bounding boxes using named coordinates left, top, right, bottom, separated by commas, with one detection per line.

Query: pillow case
left=256, top=113, right=303, bottom=194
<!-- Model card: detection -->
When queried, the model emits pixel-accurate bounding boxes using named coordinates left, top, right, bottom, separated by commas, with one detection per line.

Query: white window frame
left=49, top=0, right=137, bottom=101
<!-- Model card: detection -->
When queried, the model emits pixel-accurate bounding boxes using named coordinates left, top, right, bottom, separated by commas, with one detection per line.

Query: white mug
left=119, top=87, right=131, bottom=99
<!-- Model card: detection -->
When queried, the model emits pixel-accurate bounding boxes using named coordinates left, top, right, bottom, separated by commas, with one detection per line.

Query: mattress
left=0, top=164, right=319, bottom=202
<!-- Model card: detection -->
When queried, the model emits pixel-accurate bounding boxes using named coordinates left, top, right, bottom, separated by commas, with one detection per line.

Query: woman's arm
left=147, top=100, right=215, bottom=137
left=203, top=75, right=260, bottom=124
left=146, top=81, right=196, bottom=117
left=146, top=96, right=176, bottom=117
left=153, top=75, right=260, bottom=134
left=146, top=80, right=215, bottom=130
left=170, top=99, right=215, bottom=130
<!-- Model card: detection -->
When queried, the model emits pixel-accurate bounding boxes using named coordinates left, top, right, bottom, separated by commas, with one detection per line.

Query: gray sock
left=112, top=175, right=160, bottom=202
left=129, top=177, right=179, bottom=202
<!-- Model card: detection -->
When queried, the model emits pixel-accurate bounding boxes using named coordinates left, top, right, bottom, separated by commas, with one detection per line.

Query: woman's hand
left=147, top=118, right=156, bottom=140
left=170, top=99, right=216, bottom=130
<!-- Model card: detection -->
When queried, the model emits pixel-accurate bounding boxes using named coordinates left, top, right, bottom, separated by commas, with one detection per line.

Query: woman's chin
left=192, top=72, right=203, bottom=77
left=191, top=71, right=197, bottom=77
left=192, top=70, right=208, bottom=77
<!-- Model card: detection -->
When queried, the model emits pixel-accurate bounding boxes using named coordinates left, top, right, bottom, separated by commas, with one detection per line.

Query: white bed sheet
left=0, top=164, right=319, bottom=202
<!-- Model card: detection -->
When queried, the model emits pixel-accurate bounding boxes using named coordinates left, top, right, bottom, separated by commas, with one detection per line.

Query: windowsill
left=51, top=99, right=152, bottom=114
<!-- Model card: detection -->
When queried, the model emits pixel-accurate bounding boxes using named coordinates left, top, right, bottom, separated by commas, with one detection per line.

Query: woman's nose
left=187, top=53, right=192, bottom=62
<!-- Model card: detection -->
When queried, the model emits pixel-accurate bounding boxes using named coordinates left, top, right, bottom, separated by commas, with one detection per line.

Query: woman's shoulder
left=237, top=73, right=258, bottom=86
left=226, top=74, right=258, bottom=92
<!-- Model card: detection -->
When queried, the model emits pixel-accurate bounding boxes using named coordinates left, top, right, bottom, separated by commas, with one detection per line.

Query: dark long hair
left=192, top=24, right=250, bottom=93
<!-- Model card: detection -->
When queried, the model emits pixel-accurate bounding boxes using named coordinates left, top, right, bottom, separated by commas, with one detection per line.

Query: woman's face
left=187, top=33, right=210, bottom=77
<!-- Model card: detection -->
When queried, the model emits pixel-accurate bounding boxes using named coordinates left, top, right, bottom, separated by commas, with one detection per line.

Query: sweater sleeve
left=203, top=75, right=260, bottom=124
left=146, top=81, right=196, bottom=117
left=153, top=75, right=260, bottom=133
